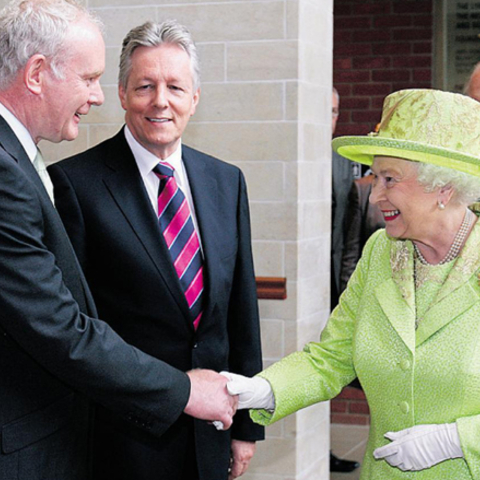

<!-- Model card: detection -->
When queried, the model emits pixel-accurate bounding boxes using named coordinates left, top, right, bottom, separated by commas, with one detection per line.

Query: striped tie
left=154, top=162, right=203, bottom=329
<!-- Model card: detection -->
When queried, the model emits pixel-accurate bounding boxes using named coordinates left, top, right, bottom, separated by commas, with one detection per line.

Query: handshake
left=184, top=370, right=274, bottom=430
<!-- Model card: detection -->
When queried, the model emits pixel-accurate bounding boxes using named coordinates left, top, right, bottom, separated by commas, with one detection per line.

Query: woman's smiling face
left=369, top=156, right=439, bottom=241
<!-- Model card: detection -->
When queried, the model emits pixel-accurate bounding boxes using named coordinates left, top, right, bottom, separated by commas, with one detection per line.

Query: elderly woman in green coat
left=224, top=89, right=480, bottom=479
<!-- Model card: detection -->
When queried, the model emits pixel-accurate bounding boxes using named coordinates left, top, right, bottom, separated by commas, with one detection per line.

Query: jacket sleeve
left=340, top=181, right=362, bottom=293
left=228, top=171, right=265, bottom=441
left=0, top=154, right=190, bottom=438
left=456, top=415, right=480, bottom=478
left=250, top=230, right=383, bottom=426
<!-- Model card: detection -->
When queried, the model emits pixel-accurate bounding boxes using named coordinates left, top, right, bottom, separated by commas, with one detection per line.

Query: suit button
left=400, top=359, right=410, bottom=371
left=399, top=401, right=410, bottom=414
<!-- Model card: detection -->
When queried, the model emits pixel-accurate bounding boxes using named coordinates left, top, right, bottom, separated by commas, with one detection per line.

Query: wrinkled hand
left=228, top=440, right=256, bottom=479
left=373, top=423, right=463, bottom=471
left=221, top=372, right=275, bottom=410
left=184, top=369, right=238, bottom=429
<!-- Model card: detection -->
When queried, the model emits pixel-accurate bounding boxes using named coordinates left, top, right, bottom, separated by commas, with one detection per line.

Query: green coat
left=252, top=222, right=480, bottom=479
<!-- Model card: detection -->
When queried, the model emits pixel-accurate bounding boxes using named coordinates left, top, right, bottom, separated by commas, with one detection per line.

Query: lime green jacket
left=252, top=224, right=480, bottom=479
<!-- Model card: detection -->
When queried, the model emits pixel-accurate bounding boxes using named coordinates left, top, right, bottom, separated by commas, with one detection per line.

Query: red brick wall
left=331, top=386, right=370, bottom=425
left=333, top=0, right=434, bottom=137
left=331, top=0, right=433, bottom=425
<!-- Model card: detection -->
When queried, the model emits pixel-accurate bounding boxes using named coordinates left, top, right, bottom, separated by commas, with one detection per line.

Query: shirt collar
left=124, top=125, right=183, bottom=177
left=0, top=102, right=37, bottom=162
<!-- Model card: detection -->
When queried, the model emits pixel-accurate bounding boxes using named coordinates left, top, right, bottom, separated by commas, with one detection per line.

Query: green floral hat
left=332, top=89, right=480, bottom=177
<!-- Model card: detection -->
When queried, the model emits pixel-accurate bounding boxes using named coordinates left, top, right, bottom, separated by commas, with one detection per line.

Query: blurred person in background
left=340, top=174, right=385, bottom=293
left=464, top=62, right=480, bottom=102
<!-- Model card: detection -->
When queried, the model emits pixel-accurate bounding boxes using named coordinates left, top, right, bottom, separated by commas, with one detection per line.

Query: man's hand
left=184, top=369, right=238, bottom=429
left=228, top=440, right=256, bottom=479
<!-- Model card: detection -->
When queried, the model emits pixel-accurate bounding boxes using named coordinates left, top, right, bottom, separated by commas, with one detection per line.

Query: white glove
left=212, top=420, right=225, bottom=431
left=220, top=372, right=275, bottom=410
left=373, top=423, right=463, bottom=471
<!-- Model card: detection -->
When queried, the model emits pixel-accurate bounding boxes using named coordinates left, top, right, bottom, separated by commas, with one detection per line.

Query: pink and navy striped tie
left=154, top=162, right=203, bottom=329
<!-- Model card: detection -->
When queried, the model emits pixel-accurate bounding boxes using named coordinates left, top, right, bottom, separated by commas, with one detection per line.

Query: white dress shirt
left=124, top=126, right=203, bottom=249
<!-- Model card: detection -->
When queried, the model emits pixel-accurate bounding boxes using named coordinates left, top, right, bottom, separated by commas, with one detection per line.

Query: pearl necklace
left=413, top=209, right=474, bottom=266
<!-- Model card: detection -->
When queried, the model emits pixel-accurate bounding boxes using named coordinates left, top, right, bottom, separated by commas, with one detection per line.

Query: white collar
left=124, top=125, right=183, bottom=176
left=0, top=102, right=37, bottom=162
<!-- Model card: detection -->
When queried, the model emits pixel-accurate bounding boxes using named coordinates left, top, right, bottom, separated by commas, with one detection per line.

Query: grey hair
left=0, top=0, right=103, bottom=90
left=118, top=20, right=200, bottom=91
left=416, top=162, right=480, bottom=206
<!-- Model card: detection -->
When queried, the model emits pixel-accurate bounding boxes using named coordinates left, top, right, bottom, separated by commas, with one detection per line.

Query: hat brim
left=332, top=136, right=480, bottom=178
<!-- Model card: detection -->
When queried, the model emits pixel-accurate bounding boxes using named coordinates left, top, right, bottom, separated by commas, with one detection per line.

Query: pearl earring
left=438, top=201, right=445, bottom=210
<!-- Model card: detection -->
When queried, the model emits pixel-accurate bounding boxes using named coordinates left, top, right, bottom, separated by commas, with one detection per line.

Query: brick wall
left=331, top=386, right=370, bottom=425
left=333, top=0, right=433, bottom=137
left=331, top=0, right=433, bottom=425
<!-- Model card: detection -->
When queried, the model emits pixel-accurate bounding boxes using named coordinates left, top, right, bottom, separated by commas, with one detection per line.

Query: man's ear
left=24, top=54, right=48, bottom=95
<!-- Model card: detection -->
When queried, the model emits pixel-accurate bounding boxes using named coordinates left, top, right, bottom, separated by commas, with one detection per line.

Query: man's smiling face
left=119, top=43, right=199, bottom=159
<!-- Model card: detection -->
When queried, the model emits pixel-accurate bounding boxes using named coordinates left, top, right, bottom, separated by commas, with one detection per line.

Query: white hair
left=0, top=0, right=103, bottom=89
left=119, top=20, right=200, bottom=91
left=416, top=162, right=480, bottom=206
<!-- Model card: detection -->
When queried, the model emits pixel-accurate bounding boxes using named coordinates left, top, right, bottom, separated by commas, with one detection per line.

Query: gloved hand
left=220, top=372, right=275, bottom=410
left=373, top=423, right=463, bottom=471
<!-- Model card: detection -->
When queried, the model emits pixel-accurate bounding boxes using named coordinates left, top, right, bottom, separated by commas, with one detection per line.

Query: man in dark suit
left=0, top=2, right=236, bottom=479
left=331, top=87, right=354, bottom=308
left=340, top=175, right=385, bottom=292
left=49, top=20, right=264, bottom=480
left=330, top=87, right=360, bottom=473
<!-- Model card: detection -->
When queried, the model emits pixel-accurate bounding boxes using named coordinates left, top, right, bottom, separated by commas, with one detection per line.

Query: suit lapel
left=0, top=115, right=97, bottom=316
left=182, top=147, right=219, bottom=319
left=0, top=116, right=49, bottom=203
left=0, top=115, right=29, bottom=162
left=102, top=132, right=192, bottom=322
left=375, top=239, right=416, bottom=352
left=375, top=280, right=416, bottom=353
left=377, top=229, right=480, bottom=350
left=416, top=218, right=480, bottom=346
left=415, top=281, right=479, bottom=346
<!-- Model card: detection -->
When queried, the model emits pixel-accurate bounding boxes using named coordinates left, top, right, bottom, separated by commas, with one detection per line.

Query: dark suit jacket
left=0, top=117, right=190, bottom=480
left=48, top=128, right=264, bottom=480
left=331, top=149, right=354, bottom=307
left=340, top=175, right=385, bottom=293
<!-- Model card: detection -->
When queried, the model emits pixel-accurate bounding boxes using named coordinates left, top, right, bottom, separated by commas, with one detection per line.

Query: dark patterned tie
left=153, top=162, right=203, bottom=329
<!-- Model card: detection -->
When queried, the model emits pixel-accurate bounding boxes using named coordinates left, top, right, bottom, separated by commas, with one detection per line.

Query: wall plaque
left=439, top=1, right=480, bottom=91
